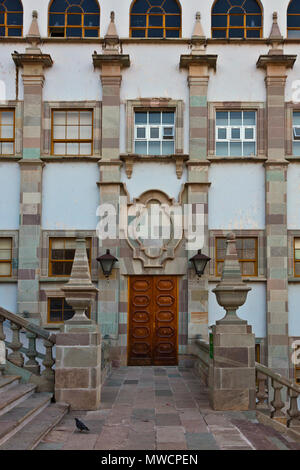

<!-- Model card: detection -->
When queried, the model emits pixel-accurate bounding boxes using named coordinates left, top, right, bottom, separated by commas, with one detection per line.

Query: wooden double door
left=128, top=276, right=178, bottom=366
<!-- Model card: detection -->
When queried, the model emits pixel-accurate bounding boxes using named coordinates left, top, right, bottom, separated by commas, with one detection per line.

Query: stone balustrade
left=0, top=306, right=55, bottom=392
left=256, top=362, right=300, bottom=429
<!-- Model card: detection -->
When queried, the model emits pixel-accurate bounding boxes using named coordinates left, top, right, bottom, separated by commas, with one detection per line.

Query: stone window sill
left=208, top=155, right=267, bottom=163
left=208, top=276, right=266, bottom=283
left=120, top=153, right=189, bottom=179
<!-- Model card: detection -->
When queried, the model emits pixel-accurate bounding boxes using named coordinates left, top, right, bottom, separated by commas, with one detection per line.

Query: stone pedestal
left=209, top=322, right=256, bottom=411
left=55, top=322, right=101, bottom=410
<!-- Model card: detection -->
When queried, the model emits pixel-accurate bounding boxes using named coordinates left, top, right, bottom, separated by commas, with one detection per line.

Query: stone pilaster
left=180, top=17, right=217, bottom=343
left=257, top=16, right=296, bottom=375
left=93, top=13, right=130, bottom=356
left=12, top=12, right=53, bottom=320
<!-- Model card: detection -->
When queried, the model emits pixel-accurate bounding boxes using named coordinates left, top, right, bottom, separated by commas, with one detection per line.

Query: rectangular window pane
left=217, top=128, right=227, bottom=139
left=293, top=142, right=300, bottom=156
left=295, top=249, right=300, bottom=260
left=242, top=262, right=255, bottom=276
left=244, top=111, right=256, bottom=125
left=216, top=141, right=228, bottom=156
left=67, top=112, right=79, bottom=125
left=51, top=262, right=65, bottom=276
left=212, top=15, right=227, bottom=27
left=54, top=143, right=66, bottom=155
left=66, top=143, right=79, bottom=155
left=1, top=126, right=14, bottom=138
left=165, top=29, right=180, bottom=38
left=246, top=29, right=261, bottom=38
left=162, top=112, right=174, bottom=124
left=230, top=112, right=242, bottom=126
left=229, top=28, right=244, bottom=38
left=84, top=14, right=100, bottom=27
left=231, top=128, right=241, bottom=139
left=149, top=15, right=163, bottom=27
left=79, top=126, right=92, bottom=139
left=295, top=262, right=300, bottom=276
left=67, top=14, right=82, bottom=26
left=79, top=143, right=92, bottom=155
left=53, top=126, right=66, bottom=139
left=0, top=249, right=11, bottom=260
left=148, top=28, right=164, bottom=37
left=150, top=127, right=159, bottom=139
left=1, top=112, right=14, bottom=125
left=295, top=238, right=300, bottom=249
left=149, top=112, right=161, bottom=124
left=135, top=141, right=147, bottom=154
left=243, top=142, right=256, bottom=156
left=136, top=127, right=146, bottom=138
left=230, top=15, right=244, bottom=26
left=135, top=113, right=147, bottom=124
left=131, top=29, right=146, bottom=38
left=80, top=111, right=92, bottom=125
left=216, top=112, right=228, bottom=126
left=66, top=126, right=79, bottom=139
left=246, top=15, right=261, bottom=27
left=230, top=141, right=242, bottom=156
left=162, top=141, right=174, bottom=155
left=53, top=111, right=66, bottom=125
left=0, top=263, right=11, bottom=276
left=1, top=143, right=14, bottom=154
left=131, top=15, right=146, bottom=27
left=149, top=141, right=161, bottom=155
left=245, top=128, right=254, bottom=139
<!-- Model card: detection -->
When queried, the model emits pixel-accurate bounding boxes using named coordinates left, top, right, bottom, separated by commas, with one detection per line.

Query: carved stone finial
left=268, top=11, right=284, bottom=55
left=191, top=11, right=206, bottom=54
left=26, top=9, right=41, bottom=50
left=103, top=10, right=120, bottom=54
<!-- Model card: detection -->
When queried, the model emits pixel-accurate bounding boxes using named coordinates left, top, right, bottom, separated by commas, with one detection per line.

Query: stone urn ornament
left=212, top=232, right=251, bottom=324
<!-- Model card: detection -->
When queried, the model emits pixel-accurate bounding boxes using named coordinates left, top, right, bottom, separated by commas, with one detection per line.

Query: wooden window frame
left=49, top=237, right=92, bottom=277
left=130, top=0, right=181, bottom=39
left=0, top=237, right=12, bottom=278
left=294, top=237, right=300, bottom=277
left=48, top=0, right=100, bottom=38
left=51, top=108, right=94, bottom=157
left=211, top=0, right=263, bottom=39
left=287, top=0, right=300, bottom=38
left=215, top=236, right=258, bottom=277
left=0, top=1, right=23, bottom=38
left=0, top=108, right=15, bottom=156
left=47, top=297, right=91, bottom=324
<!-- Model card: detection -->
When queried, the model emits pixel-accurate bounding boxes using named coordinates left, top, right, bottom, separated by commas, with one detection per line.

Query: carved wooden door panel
left=128, top=276, right=178, bottom=366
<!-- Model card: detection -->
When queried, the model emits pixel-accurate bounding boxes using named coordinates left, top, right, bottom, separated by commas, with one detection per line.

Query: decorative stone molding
left=180, top=55, right=217, bottom=71
left=120, top=153, right=189, bottom=179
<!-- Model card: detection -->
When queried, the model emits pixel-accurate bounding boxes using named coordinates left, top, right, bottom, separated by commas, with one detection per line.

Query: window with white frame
left=293, top=112, right=300, bottom=156
left=51, top=109, right=93, bottom=156
left=134, top=111, right=175, bottom=155
left=216, top=110, right=256, bottom=157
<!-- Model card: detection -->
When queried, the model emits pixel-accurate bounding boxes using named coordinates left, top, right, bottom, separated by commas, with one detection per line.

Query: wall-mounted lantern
left=97, top=249, right=118, bottom=278
left=189, top=249, right=211, bottom=278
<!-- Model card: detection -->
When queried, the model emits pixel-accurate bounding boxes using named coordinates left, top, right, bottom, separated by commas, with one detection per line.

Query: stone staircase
left=0, top=374, right=69, bottom=450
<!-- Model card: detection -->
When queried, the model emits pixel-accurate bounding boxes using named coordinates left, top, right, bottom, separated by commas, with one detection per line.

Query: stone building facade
left=1, top=0, right=300, bottom=379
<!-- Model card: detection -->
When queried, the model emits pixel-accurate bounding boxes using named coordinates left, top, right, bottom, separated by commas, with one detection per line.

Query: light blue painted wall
left=288, top=285, right=300, bottom=336
left=42, top=163, right=99, bottom=230
left=208, top=282, right=267, bottom=338
left=287, top=163, right=300, bottom=229
left=208, top=164, right=265, bottom=230
left=122, top=162, right=187, bottom=201
left=0, top=163, right=20, bottom=230
left=0, top=284, right=17, bottom=313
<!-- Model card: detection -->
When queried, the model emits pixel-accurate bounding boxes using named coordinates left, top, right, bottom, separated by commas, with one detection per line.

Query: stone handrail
left=194, top=338, right=210, bottom=386
left=0, top=306, right=55, bottom=392
left=255, top=361, right=300, bottom=428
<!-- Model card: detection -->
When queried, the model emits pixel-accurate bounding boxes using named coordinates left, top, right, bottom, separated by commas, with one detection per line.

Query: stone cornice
left=256, top=54, right=297, bottom=70
left=12, top=52, right=53, bottom=68
left=180, top=54, right=217, bottom=71
left=92, top=53, right=130, bottom=69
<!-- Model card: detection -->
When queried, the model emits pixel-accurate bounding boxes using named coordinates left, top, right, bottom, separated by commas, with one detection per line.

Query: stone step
left=0, top=375, right=21, bottom=394
left=0, top=403, right=69, bottom=450
left=0, top=383, right=36, bottom=417
left=0, top=392, right=52, bottom=447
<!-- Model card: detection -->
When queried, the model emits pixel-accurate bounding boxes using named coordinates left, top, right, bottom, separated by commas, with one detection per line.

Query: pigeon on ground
left=75, top=418, right=90, bottom=432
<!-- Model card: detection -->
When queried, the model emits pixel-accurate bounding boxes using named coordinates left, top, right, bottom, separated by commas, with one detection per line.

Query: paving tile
left=157, top=442, right=188, bottom=450
left=155, top=390, right=172, bottom=397
left=156, top=426, right=186, bottom=443
left=155, top=413, right=181, bottom=426
left=186, top=432, right=220, bottom=450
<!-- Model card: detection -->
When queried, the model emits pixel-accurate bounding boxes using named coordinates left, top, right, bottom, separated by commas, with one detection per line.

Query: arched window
left=130, top=0, right=181, bottom=38
left=288, top=0, right=300, bottom=38
left=0, top=0, right=23, bottom=37
left=212, top=0, right=262, bottom=39
left=48, top=0, right=100, bottom=38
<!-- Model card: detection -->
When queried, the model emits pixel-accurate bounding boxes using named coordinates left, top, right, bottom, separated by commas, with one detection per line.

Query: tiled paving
left=36, top=367, right=300, bottom=451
